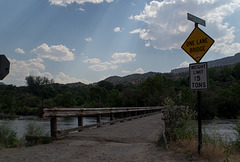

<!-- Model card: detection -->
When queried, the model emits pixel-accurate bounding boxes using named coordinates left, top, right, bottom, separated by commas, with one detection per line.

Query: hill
left=103, top=53, right=240, bottom=85
left=65, top=53, right=240, bottom=86
left=104, top=72, right=157, bottom=85
left=171, top=53, right=240, bottom=73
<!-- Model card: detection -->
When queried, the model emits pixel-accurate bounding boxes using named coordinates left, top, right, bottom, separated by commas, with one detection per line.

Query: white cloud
left=130, top=28, right=155, bottom=41
left=131, top=0, right=240, bottom=55
left=135, top=68, right=144, bottom=74
left=49, top=0, right=113, bottom=7
left=111, top=52, right=136, bottom=64
left=114, top=27, right=121, bottom=32
left=32, top=43, right=74, bottom=61
left=4, top=58, right=49, bottom=86
left=78, top=7, right=85, bottom=11
left=84, top=52, right=136, bottom=71
left=88, top=64, right=108, bottom=71
left=145, top=41, right=151, bottom=47
left=4, top=57, right=89, bottom=86
left=55, top=72, right=90, bottom=84
left=15, top=48, right=25, bottom=54
left=85, top=37, right=92, bottom=42
left=179, top=61, right=190, bottom=68
left=84, top=58, right=101, bottom=64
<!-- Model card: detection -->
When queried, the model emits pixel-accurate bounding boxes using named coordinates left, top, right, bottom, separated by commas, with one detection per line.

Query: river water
left=0, top=117, right=238, bottom=142
left=202, top=119, right=238, bottom=143
left=0, top=116, right=110, bottom=138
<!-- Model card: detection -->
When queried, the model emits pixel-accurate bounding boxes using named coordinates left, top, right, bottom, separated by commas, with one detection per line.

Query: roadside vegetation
left=160, top=98, right=240, bottom=161
left=0, top=121, right=52, bottom=148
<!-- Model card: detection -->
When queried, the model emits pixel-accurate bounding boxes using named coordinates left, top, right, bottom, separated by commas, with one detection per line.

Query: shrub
left=163, top=97, right=197, bottom=142
left=0, top=121, right=19, bottom=148
left=24, top=122, right=45, bottom=137
left=24, top=123, right=52, bottom=146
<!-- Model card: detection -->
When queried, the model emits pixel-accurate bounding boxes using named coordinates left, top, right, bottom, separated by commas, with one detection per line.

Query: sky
left=0, top=0, right=240, bottom=86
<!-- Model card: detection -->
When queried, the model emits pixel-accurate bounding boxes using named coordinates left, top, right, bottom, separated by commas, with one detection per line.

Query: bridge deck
left=0, top=113, right=188, bottom=162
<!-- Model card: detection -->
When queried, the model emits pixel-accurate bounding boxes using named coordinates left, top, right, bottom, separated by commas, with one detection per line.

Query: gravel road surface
left=0, top=113, right=189, bottom=162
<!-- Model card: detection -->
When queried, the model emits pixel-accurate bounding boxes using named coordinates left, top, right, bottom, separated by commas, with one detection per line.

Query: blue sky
left=1, top=0, right=240, bottom=86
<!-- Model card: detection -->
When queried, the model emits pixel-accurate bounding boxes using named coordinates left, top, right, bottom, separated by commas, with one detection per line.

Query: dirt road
left=0, top=113, right=189, bottom=162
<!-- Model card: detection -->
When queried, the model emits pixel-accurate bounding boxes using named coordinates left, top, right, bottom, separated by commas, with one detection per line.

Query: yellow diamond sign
left=181, top=27, right=214, bottom=63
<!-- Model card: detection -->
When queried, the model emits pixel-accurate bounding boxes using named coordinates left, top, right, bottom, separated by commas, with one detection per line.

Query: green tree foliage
left=25, top=75, right=54, bottom=95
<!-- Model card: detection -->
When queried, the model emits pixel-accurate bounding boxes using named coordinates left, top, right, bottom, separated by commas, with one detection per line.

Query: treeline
left=0, top=63, right=240, bottom=119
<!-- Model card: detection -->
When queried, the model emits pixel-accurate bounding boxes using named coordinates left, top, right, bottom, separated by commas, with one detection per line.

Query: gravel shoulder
left=0, top=113, right=189, bottom=162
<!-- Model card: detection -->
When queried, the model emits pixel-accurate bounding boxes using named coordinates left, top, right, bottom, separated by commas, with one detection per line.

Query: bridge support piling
left=110, top=113, right=114, bottom=120
left=50, top=117, right=57, bottom=138
left=78, top=117, right=83, bottom=132
left=97, top=114, right=101, bottom=127
left=134, top=112, right=138, bottom=116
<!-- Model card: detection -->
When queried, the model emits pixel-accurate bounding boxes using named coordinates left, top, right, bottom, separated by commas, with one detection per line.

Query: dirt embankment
left=0, top=113, right=189, bottom=162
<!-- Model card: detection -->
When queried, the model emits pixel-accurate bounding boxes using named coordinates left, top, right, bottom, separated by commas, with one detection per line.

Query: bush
left=0, top=121, right=19, bottom=148
left=163, top=98, right=197, bottom=142
left=24, top=123, right=45, bottom=137
left=24, top=123, right=52, bottom=146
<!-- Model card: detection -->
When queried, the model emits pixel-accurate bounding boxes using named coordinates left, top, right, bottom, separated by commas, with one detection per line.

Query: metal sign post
left=182, top=13, right=214, bottom=155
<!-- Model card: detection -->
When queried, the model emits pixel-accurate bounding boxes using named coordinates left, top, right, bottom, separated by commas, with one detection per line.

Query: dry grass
left=169, top=137, right=240, bottom=162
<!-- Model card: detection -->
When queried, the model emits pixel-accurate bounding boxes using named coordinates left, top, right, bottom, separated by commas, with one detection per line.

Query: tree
left=233, top=63, right=240, bottom=79
left=25, top=76, right=54, bottom=95
left=97, top=81, right=114, bottom=90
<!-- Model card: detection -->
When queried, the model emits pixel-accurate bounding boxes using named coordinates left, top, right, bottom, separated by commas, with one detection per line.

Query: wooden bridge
left=42, top=106, right=164, bottom=138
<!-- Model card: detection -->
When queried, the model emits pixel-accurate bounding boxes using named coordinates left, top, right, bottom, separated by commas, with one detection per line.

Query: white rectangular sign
left=189, top=62, right=208, bottom=90
left=187, top=13, right=206, bottom=27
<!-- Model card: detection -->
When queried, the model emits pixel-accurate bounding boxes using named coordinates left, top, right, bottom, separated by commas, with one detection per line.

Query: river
left=202, top=119, right=238, bottom=143
left=0, top=116, right=238, bottom=142
left=0, top=116, right=110, bottom=138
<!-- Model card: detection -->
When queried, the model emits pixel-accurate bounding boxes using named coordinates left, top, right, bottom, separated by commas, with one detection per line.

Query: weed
left=24, top=123, right=52, bottom=146
left=24, top=122, right=45, bottom=137
left=0, top=121, right=19, bottom=148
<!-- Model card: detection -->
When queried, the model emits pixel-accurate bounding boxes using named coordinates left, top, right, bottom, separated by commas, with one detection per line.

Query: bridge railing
left=43, top=106, right=164, bottom=138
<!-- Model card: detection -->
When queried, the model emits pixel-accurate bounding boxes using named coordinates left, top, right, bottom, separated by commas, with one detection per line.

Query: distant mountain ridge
left=104, top=72, right=157, bottom=85
left=171, top=53, right=240, bottom=73
left=103, top=53, right=240, bottom=85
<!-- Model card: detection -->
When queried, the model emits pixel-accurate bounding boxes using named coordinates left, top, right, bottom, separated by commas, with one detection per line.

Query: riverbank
left=0, top=113, right=192, bottom=161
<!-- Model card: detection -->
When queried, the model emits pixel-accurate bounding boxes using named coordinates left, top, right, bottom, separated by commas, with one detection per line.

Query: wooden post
left=128, top=111, right=131, bottom=117
left=110, top=113, right=114, bottom=120
left=78, top=116, right=83, bottom=132
left=97, top=114, right=101, bottom=127
left=120, top=112, right=124, bottom=118
left=135, top=111, right=138, bottom=116
left=50, top=117, right=57, bottom=138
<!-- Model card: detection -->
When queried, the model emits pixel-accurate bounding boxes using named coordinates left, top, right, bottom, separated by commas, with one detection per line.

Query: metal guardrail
left=42, top=106, right=164, bottom=138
